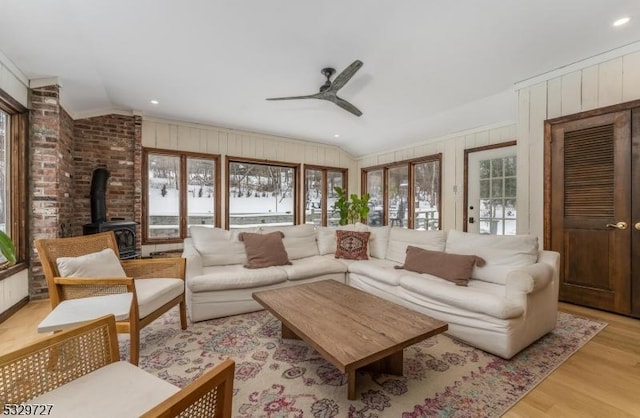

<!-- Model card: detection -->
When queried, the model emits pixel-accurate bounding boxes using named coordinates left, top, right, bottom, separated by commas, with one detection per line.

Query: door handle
left=635, top=222, right=640, bottom=231
left=606, top=221, right=628, bottom=230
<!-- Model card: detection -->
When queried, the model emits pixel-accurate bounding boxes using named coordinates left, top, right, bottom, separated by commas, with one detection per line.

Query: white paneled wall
left=141, top=118, right=358, bottom=255
left=0, top=269, right=28, bottom=315
left=518, top=50, right=640, bottom=242
left=0, top=53, right=28, bottom=108
left=358, top=124, right=517, bottom=232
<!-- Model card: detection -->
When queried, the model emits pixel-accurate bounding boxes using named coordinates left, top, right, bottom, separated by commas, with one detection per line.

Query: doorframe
left=463, top=141, right=516, bottom=232
left=543, top=98, right=640, bottom=249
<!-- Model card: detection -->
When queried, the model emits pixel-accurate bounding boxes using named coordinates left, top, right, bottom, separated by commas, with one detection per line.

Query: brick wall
left=29, top=85, right=74, bottom=298
left=28, top=86, right=141, bottom=298
left=72, top=115, right=137, bottom=237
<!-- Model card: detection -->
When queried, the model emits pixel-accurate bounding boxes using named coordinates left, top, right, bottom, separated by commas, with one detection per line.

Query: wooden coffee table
left=253, top=280, right=448, bottom=400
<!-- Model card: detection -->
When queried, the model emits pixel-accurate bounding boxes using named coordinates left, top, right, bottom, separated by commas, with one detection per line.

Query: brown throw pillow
left=396, top=246, right=485, bottom=286
left=335, top=230, right=370, bottom=260
left=238, top=231, right=291, bottom=269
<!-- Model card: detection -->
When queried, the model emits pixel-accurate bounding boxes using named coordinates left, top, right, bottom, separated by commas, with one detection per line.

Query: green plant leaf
left=0, top=231, right=16, bottom=265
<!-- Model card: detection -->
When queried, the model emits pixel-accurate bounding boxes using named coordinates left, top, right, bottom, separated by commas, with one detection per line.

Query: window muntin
left=228, top=160, right=297, bottom=229
left=413, top=160, right=440, bottom=230
left=362, top=155, right=441, bottom=229
left=478, top=155, right=517, bottom=235
left=303, top=166, right=347, bottom=227
left=144, top=149, right=219, bottom=243
left=365, top=169, right=384, bottom=226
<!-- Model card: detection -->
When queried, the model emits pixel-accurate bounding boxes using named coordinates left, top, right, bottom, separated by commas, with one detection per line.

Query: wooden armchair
left=0, top=315, right=234, bottom=417
left=35, top=231, right=188, bottom=365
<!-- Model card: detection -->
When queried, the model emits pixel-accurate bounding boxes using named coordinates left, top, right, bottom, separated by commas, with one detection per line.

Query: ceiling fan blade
left=266, top=93, right=320, bottom=101
left=333, top=96, right=363, bottom=117
left=328, top=60, right=363, bottom=92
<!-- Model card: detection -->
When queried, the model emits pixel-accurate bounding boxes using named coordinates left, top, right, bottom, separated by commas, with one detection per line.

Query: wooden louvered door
left=550, top=111, right=632, bottom=314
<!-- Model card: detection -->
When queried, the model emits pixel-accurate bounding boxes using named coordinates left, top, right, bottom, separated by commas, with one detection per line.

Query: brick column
left=29, top=85, right=74, bottom=298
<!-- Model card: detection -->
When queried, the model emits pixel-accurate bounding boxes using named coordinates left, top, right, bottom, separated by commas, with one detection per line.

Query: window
left=0, top=93, right=28, bottom=273
left=478, top=154, right=517, bottom=235
left=227, top=158, right=299, bottom=229
left=304, top=166, right=347, bottom=226
left=143, top=148, right=220, bottom=243
left=362, top=154, right=441, bottom=230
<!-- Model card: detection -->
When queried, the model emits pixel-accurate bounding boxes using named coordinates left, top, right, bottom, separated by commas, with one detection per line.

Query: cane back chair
left=35, top=231, right=188, bottom=365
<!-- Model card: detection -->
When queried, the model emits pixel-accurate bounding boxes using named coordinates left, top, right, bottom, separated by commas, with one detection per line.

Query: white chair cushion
left=188, top=265, right=288, bottom=292
left=385, top=228, right=446, bottom=264
left=445, top=230, right=539, bottom=285
left=190, top=226, right=250, bottom=266
left=135, top=278, right=184, bottom=318
left=259, top=224, right=319, bottom=260
left=56, top=248, right=126, bottom=278
left=30, top=361, right=179, bottom=418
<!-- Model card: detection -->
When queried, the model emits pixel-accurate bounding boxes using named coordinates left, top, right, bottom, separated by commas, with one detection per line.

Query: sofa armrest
left=505, top=262, right=553, bottom=296
left=183, top=238, right=204, bottom=279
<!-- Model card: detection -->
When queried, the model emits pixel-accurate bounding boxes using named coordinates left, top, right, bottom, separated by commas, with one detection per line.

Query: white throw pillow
left=259, top=224, right=319, bottom=260
left=190, top=226, right=249, bottom=266
left=357, top=223, right=390, bottom=259
left=385, top=228, right=446, bottom=264
left=56, top=248, right=126, bottom=278
left=445, top=230, right=539, bottom=285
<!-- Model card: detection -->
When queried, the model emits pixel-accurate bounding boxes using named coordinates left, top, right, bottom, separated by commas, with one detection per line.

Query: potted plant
left=332, top=186, right=370, bottom=225
left=0, top=230, right=16, bottom=269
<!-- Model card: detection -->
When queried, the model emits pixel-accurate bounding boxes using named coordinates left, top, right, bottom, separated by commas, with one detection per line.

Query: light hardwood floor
left=1, top=300, right=639, bottom=416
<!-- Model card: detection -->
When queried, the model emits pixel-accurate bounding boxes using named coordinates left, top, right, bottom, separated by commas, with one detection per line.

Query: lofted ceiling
left=0, top=0, right=639, bottom=157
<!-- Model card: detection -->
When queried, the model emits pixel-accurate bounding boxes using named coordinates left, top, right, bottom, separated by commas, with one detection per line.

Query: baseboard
left=0, top=296, right=29, bottom=324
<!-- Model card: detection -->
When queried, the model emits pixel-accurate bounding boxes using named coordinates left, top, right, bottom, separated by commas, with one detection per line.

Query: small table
left=38, top=293, right=133, bottom=333
left=253, top=280, right=447, bottom=400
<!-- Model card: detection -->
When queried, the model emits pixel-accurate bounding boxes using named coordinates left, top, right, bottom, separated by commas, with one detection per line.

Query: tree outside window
left=304, top=166, right=347, bottom=226
left=227, top=159, right=298, bottom=229
left=144, top=149, right=219, bottom=243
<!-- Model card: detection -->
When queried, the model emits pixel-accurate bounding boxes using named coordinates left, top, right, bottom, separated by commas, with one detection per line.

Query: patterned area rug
left=120, top=310, right=605, bottom=418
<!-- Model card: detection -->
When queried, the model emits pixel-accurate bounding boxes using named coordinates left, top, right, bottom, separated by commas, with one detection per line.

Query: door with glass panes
left=466, top=144, right=517, bottom=235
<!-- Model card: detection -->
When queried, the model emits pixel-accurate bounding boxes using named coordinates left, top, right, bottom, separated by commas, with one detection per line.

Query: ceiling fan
left=266, top=60, right=364, bottom=117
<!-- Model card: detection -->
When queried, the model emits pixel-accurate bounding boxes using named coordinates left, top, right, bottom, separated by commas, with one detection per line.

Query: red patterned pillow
left=335, top=230, right=370, bottom=260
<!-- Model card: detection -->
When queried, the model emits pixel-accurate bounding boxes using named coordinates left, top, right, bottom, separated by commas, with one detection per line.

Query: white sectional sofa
left=183, top=224, right=559, bottom=359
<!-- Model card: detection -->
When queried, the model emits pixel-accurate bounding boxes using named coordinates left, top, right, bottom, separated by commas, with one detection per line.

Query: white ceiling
left=1, top=0, right=639, bottom=157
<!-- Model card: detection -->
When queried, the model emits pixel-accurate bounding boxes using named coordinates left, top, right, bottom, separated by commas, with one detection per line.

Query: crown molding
left=0, top=50, right=28, bottom=87
left=514, top=40, right=640, bottom=90
left=29, top=77, right=61, bottom=89
left=70, top=108, right=134, bottom=120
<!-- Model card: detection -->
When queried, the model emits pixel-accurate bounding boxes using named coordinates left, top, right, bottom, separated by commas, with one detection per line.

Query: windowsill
left=0, top=262, right=28, bottom=281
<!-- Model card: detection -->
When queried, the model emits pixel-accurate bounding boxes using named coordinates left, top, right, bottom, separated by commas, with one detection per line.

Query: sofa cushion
left=348, top=258, right=404, bottom=286
left=357, top=223, right=391, bottom=259
left=259, top=224, right=319, bottom=260
left=399, top=275, right=524, bottom=319
left=190, top=226, right=249, bottom=266
left=276, top=255, right=347, bottom=281
left=316, top=224, right=367, bottom=255
left=239, top=231, right=291, bottom=268
left=335, top=230, right=370, bottom=260
left=385, top=228, right=446, bottom=264
left=57, top=248, right=126, bottom=278
left=188, top=265, right=288, bottom=292
left=399, top=246, right=483, bottom=286
left=445, top=230, right=538, bottom=285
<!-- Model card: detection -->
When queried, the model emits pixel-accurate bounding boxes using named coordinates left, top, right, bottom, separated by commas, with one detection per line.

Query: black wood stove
left=82, top=168, right=138, bottom=259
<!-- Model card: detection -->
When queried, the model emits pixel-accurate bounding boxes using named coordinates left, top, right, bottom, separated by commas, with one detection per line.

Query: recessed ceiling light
left=333, top=134, right=340, bottom=138
left=613, top=17, right=631, bottom=27
left=150, top=99, right=159, bottom=105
